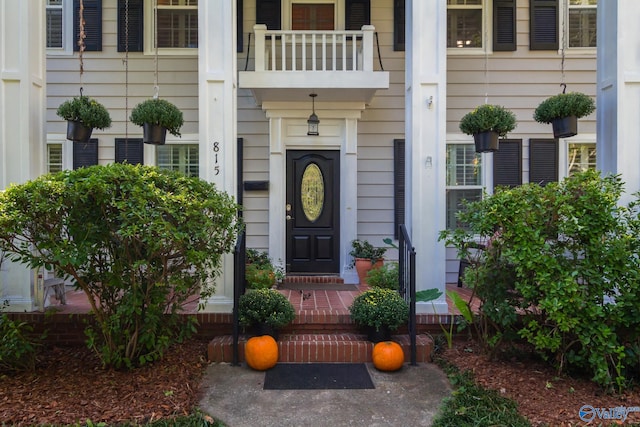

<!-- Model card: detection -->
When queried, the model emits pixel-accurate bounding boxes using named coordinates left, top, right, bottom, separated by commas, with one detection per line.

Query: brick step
left=207, top=333, right=433, bottom=364
left=283, top=275, right=344, bottom=284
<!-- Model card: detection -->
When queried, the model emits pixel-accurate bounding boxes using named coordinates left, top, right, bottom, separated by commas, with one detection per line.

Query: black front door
left=286, top=150, right=340, bottom=273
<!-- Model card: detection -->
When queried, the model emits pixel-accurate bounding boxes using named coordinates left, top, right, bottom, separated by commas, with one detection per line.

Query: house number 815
left=213, top=141, right=220, bottom=176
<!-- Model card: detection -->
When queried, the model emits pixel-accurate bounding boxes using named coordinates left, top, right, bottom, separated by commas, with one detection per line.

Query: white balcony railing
left=253, top=24, right=375, bottom=73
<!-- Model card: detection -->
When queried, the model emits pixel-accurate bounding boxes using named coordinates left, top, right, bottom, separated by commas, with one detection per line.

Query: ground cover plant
left=440, top=169, right=640, bottom=391
left=0, top=163, right=241, bottom=369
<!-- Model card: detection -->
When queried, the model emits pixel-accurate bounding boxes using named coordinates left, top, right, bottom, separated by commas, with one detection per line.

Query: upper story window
left=447, top=0, right=483, bottom=49
left=46, top=0, right=74, bottom=54
left=292, top=3, right=336, bottom=30
left=567, top=0, right=597, bottom=48
left=143, top=0, right=198, bottom=54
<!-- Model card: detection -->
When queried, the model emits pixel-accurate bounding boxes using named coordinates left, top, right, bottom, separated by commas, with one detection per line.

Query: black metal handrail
left=398, top=224, right=417, bottom=365
left=232, top=229, right=246, bottom=366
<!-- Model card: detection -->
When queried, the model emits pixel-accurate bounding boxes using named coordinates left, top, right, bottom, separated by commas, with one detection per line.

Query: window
left=567, top=142, right=596, bottom=175
left=292, top=3, right=335, bottom=30
left=446, top=144, right=483, bottom=229
left=46, top=0, right=73, bottom=53
left=447, top=0, right=483, bottom=49
left=145, top=0, right=198, bottom=54
left=156, top=144, right=199, bottom=177
left=567, top=0, right=596, bottom=48
left=47, top=144, right=64, bottom=173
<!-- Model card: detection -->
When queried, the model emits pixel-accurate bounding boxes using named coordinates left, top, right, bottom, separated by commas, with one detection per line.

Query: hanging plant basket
left=143, top=123, right=168, bottom=145
left=473, top=131, right=499, bottom=153
left=551, top=115, right=578, bottom=139
left=66, top=120, right=94, bottom=143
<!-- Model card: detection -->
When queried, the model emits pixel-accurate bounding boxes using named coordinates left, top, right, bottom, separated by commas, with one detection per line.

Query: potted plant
left=365, top=262, right=399, bottom=290
left=56, top=95, right=112, bottom=142
left=238, top=288, right=295, bottom=340
left=533, top=91, right=595, bottom=138
left=349, top=288, right=409, bottom=342
left=130, top=98, right=184, bottom=145
left=459, top=104, right=517, bottom=153
left=349, top=239, right=387, bottom=285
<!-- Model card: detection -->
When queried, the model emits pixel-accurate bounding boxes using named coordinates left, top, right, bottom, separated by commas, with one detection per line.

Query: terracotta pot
left=143, top=122, right=167, bottom=145
left=66, top=120, right=93, bottom=143
left=354, top=258, right=383, bottom=285
left=473, top=130, right=499, bottom=153
left=551, top=115, right=578, bottom=138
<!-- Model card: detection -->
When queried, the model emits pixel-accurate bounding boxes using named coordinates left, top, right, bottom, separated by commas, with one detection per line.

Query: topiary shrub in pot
left=130, top=98, right=184, bottom=145
left=56, top=95, right=112, bottom=142
left=533, top=91, right=595, bottom=138
left=349, top=288, right=409, bottom=342
left=238, top=288, right=295, bottom=340
left=459, top=104, right=517, bottom=153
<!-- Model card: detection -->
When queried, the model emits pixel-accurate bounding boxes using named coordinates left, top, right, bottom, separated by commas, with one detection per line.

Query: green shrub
left=459, top=104, right=517, bottom=137
left=365, top=262, right=399, bottom=290
left=349, top=239, right=387, bottom=265
left=440, top=169, right=640, bottom=391
left=130, top=98, right=184, bottom=137
left=0, top=163, right=241, bottom=369
left=238, top=289, right=295, bottom=328
left=56, top=95, right=112, bottom=130
left=245, top=263, right=276, bottom=289
left=349, top=288, right=409, bottom=332
left=0, top=304, right=38, bottom=373
left=533, top=92, right=595, bottom=124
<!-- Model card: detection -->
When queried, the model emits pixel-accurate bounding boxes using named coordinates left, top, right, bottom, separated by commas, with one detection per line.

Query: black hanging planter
left=551, top=115, right=578, bottom=139
left=473, top=131, right=499, bottom=153
left=143, top=123, right=167, bottom=145
left=66, top=120, right=93, bottom=142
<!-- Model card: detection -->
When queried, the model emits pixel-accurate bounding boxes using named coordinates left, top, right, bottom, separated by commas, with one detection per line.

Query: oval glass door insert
left=301, top=163, right=324, bottom=222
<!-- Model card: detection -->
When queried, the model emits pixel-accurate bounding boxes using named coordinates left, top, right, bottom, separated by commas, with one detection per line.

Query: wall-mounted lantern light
left=307, top=93, right=319, bottom=136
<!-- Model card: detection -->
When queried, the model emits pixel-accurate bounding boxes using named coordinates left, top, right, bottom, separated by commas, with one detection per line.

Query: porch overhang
left=238, top=71, right=389, bottom=104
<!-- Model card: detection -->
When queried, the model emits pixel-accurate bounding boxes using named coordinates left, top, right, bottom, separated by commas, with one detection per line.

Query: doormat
left=279, top=282, right=359, bottom=291
left=263, top=363, right=375, bottom=390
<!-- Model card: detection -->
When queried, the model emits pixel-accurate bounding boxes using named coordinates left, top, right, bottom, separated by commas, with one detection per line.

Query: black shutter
left=115, top=138, right=144, bottom=165
left=493, top=139, right=522, bottom=188
left=256, top=0, right=281, bottom=30
left=118, top=0, right=143, bottom=52
left=237, top=0, right=244, bottom=52
left=494, top=0, right=516, bottom=51
left=529, top=139, right=558, bottom=186
left=74, top=0, right=102, bottom=52
left=530, top=0, right=559, bottom=50
left=73, top=139, right=99, bottom=169
left=237, top=138, right=244, bottom=207
left=394, top=0, right=405, bottom=51
left=346, top=0, right=370, bottom=30
left=393, top=139, right=405, bottom=239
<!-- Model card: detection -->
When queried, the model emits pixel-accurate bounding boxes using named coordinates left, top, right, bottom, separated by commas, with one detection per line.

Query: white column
left=0, top=1, right=46, bottom=311
left=597, top=0, right=640, bottom=205
left=199, top=1, right=237, bottom=312
left=406, top=0, right=448, bottom=313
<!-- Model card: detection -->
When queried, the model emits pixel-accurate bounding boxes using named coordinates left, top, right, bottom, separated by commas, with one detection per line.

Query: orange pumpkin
left=372, top=341, right=404, bottom=371
left=244, top=335, right=278, bottom=370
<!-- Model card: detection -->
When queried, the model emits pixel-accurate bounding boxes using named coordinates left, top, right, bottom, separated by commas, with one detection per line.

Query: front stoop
left=207, top=333, right=433, bottom=364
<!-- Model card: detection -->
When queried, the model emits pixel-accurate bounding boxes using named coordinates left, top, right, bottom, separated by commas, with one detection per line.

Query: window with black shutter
left=256, top=0, right=282, bottom=30
left=237, top=0, right=244, bottom=52
left=345, top=0, right=370, bottom=30
left=529, top=139, right=558, bottom=186
left=394, top=0, right=405, bottom=51
left=493, top=139, right=522, bottom=188
left=493, top=0, right=516, bottom=51
left=393, top=139, right=405, bottom=239
left=530, top=0, right=559, bottom=50
left=73, top=139, right=99, bottom=169
left=73, top=0, right=102, bottom=52
left=115, top=138, right=144, bottom=165
left=118, top=0, right=143, bottom=52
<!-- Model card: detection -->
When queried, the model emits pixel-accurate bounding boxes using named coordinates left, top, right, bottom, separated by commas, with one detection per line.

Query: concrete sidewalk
left=198, top=362, right=452, bottom=427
